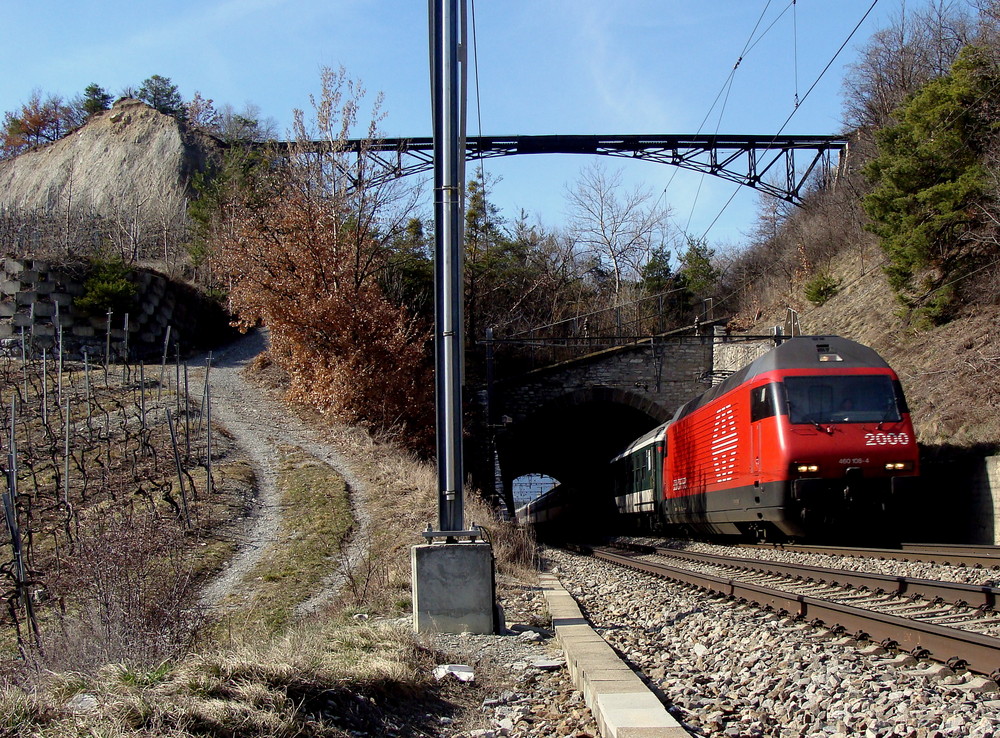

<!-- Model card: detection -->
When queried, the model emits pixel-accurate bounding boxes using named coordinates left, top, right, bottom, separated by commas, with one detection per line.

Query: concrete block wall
left=0, top=258, right=233, bottom=360
left=964, top=456, right=1000, bottom=544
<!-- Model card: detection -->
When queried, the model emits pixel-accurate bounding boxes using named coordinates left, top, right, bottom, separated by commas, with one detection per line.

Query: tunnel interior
left=497, top=390, right=665, bottom=534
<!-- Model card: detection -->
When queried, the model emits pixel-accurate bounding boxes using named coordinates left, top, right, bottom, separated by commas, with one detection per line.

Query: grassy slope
left=2, top=400, right=532, bottom=736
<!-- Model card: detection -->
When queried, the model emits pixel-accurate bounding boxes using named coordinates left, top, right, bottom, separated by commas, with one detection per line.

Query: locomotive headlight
left=885, top=461, right=914, bottom=471
left=796, top=464, right=819, bottom=473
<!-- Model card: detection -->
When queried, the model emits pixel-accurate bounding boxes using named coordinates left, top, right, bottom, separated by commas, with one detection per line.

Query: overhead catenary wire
left=682, top=1, right=796, bottom=234
left=698, top=0, right=882, bottom=242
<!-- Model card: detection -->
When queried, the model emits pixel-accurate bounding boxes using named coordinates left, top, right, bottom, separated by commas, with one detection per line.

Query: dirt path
left=191, top=328, right=372, bottom=613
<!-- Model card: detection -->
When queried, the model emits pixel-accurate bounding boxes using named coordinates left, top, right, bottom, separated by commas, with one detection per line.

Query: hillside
left=749, top=250, right=1000, bottom=452
left=0, top=98, right=223, bottom=262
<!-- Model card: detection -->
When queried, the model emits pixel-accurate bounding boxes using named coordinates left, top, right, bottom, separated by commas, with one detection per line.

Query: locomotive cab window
left=783, top=375, right=902, bottom=425
left=750, top=382, right=785, bottom=423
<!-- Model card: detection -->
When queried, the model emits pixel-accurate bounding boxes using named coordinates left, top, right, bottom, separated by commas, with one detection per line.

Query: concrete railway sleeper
left=586, top=545, right=1000, bottom=680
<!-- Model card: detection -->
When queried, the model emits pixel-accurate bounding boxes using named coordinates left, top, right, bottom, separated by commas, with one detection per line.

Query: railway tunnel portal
left=488, top=327, right=720, bottom=518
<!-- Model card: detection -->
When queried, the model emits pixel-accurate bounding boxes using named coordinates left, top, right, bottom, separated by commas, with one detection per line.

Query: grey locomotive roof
left=673, top=335, right=891, bottom=422
left=744, top=335, right=889, bottom=375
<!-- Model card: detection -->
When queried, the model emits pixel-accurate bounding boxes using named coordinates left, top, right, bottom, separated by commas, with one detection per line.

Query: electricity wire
left=773, top=0, right=880, bottom=138
left=793, top=0, right=800, bottom=108
left=682, top=1, right=795, bottom=235
left=470, top=0, right=485, bottom=168
left=698, top=0, right=882, bottom=242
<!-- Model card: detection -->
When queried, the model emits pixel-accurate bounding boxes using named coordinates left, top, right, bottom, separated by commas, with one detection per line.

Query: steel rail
left=901, top=543, right=1000, bottom=563
left=744, top=543, right=1000, bottom=570
left=623, top=543, right=1000, bottom=610
left=591, top=546, right=1000, bottom=678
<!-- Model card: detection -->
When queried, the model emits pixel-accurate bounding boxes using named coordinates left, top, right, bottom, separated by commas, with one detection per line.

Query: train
left=611, top=335, right=920, bottom=540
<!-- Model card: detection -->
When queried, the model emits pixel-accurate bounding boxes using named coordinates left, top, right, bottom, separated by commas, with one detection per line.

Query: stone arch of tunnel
left=495, top=386, right=671, bottom=527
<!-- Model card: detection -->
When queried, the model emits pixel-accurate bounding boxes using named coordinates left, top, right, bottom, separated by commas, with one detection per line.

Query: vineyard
left=0, top=332, right=251, bottom=676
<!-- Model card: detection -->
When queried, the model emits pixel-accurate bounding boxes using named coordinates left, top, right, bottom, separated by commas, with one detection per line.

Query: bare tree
left=213, top=67, right=433, bottom=449
left=565, top=162, right=672, bottom=300
left=214, top=102, right=279, bottom=143
left=842, top=1, right=974, bottom=130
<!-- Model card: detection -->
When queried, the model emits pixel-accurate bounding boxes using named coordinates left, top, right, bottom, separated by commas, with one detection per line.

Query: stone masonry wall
left=0, top=258, right=233, bottom=360
left=712, top=335, right=776, bottom=375
left=498, top=338, right=714, bottom=423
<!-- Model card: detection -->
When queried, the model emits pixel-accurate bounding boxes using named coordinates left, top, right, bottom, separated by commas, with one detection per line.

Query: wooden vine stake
left=158, top=326, right=172, bottom=401
left=166, top=408, right=190, bottom=529
left=3, top=396, right=41, bottom=653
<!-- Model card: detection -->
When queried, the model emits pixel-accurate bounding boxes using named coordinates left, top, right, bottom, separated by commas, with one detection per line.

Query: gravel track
left=189, top=328, right=372, bottom=613
left=181, top=330, right=601, bottom=736
left=625, top=538, right=1000, bottom=588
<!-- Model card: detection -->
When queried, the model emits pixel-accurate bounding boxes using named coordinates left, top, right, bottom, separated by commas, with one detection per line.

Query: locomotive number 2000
left=864, top=432, right=910, bottom=446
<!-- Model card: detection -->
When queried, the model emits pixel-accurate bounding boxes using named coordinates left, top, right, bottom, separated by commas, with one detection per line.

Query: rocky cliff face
left=0, top=99, right=223, bottom=246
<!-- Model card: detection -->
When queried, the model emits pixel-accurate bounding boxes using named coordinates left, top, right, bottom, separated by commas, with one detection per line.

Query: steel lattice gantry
left=317, top=133, right=848, bottom=205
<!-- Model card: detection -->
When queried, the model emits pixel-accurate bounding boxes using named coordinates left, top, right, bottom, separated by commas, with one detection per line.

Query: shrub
left=75, top=257, right=137, bottom=317
left=804, top=273, right=842, bottom=305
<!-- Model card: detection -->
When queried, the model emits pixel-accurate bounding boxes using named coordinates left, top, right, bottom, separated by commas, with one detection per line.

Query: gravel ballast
left=546, top=547, right=1000, bottom=738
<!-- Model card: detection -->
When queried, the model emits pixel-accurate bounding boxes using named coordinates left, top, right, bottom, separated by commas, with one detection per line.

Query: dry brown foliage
left=213, top=69, right=434, bottom=452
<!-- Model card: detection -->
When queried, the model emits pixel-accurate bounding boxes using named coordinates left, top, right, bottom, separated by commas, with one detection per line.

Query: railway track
left=584, top=542, right=1000, bottom=679
left=743, top=542, right=1000, bottom=570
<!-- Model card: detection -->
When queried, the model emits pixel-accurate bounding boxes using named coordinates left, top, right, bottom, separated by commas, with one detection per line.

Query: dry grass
left=748, top=248, right=1000, bottom=450
left=2, top=620, right=458, bottom=737
left=211, top=445, right=354, bottom=636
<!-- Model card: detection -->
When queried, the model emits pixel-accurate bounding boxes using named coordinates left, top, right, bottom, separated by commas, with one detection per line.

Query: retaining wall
left=0, top=258, right=233, bottom=360
left=963, top=456, right=1000, bottom=544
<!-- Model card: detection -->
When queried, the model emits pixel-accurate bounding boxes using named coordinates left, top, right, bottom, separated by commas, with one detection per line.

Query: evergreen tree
left=678, top=236, right=718, bottom=297
left=637, top=246, right=674, bottom=294
left=863, top=45, right=998, bottom=322
left=137, top=75, right=185, bottom=119
left=464, top=172, right=509, bottom=345
left=82, top=83, right=113, bottom=119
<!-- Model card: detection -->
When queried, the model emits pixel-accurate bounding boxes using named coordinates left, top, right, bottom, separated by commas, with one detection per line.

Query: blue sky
left=4, top=1, right=906, bottom=249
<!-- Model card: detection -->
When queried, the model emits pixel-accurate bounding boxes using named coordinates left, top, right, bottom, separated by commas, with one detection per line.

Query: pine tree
left=82, top=83, right=113, bottom=119
left=863, top=45, right=998, bottom=322
left=137, top=75, right=185, bottom=119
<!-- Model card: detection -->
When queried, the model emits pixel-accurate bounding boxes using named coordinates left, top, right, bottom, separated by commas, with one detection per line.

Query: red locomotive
left=612, top=335, right=920, bottom=540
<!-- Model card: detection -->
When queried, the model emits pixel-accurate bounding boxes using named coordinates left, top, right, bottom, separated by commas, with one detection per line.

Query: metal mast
left=430, top=0, right=467, bottom=534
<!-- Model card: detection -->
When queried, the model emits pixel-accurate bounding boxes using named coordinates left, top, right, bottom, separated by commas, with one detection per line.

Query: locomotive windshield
left=783, top=375, right=903, bottom=425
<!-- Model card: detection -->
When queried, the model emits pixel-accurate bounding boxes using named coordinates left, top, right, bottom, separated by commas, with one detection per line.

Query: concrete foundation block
left=411, top=542, right=496, bottom=634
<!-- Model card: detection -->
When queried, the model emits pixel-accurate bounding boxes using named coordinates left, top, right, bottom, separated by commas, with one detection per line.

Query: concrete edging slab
left=539, top=574, right=690, bottom=738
